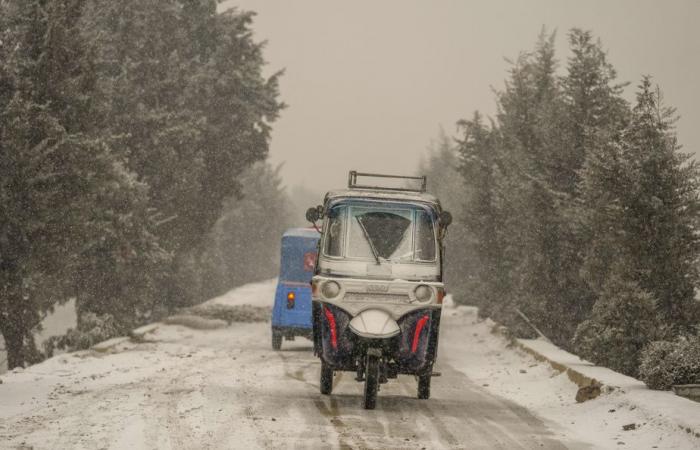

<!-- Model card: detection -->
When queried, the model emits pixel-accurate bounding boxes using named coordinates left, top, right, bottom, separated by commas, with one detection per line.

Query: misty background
left=225, top=0, right=700, bottom=195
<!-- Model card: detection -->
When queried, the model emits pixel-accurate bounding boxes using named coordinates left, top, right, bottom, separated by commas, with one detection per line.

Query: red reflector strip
left=323, top=306, right=338, bottom=350
left=411, top=315, right=430, bottom=353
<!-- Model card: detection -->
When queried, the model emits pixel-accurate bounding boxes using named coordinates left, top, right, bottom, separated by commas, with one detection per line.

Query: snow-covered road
left=1, top=280, right=697, bottom=449
left=0, top=321, right=570, bottom=448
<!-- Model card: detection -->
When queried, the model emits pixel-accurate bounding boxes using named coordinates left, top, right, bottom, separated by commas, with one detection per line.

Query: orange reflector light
left=437, top=288, right=446, bottom=304
left=287, top=292, right=295, bottom=301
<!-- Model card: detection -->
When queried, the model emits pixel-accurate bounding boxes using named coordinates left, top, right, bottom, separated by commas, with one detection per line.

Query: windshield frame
left=320, top=199, right=439, bottom=264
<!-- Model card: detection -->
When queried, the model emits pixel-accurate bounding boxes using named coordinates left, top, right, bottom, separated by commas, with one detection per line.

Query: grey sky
left=220, top=0, right=700, bottom=194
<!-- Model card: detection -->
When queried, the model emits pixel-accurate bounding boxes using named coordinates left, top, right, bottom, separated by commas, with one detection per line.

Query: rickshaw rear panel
left=271, top=228, right=320, bottom=349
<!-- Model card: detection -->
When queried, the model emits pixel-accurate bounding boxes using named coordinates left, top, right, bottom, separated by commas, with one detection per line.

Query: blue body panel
left=272, top=228, right=320, bottom=331
left=273, top=282, right=313, bottom=328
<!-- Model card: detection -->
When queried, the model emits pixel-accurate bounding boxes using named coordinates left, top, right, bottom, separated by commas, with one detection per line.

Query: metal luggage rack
left=347, top=171, right=427, bottom=193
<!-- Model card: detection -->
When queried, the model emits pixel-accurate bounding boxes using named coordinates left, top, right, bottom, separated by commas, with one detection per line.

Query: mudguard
left=348, top=309, right=400, bottom=339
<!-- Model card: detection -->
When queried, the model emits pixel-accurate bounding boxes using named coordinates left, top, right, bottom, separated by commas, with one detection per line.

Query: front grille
left=343, top=292, right=409, bottom=304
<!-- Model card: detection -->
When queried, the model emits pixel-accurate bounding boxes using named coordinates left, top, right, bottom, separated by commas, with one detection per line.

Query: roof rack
left=347, top=170, right=427, bottom=193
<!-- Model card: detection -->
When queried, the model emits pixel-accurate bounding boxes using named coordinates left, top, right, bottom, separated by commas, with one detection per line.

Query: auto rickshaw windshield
left=323, top=203, right=437, bottom=262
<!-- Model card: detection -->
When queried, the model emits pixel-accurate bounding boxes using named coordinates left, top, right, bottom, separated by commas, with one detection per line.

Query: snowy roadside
left=0, top=280, right=283, bottom=449
left=203, top=278, right=277, bottom=309
left=74, top=280, right=279, bottom=353
left=515, top=337, right=700, bottom=440
left=163, top=279, right=278, bottom=326
left=442, top=304, right=700, bottom=449
left=1, top=281, right=699, bottom=449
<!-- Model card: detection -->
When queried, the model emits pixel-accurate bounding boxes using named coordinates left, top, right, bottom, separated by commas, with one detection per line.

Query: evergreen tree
left=573, top=263, right=661, bottom=377
left=0, top=0, right=165, bottom=367
left=441, top=27, right=698, bottom=375
left=83, top=0, right=284, bottom=308
left=505, top=29, right=629, bottom=345
left=574, top=77, right=700, bottom=373
left=565, top=29, right=630, bottom=313
left=455, top=112, right=511, bottom=316
left=621, top=78, right=700, bottom=329
left=562, top=29, right=629, bottom=194
left=451, top=30, right=636, bottom=347
left=0, top=0, right=283, bottom=367
left=493, top=30, right=586, bottom=343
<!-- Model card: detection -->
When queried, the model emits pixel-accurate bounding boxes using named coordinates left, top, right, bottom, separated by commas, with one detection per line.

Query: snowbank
left=204, top=278, right=277, bottom=309
left=518, top=337, right=700, bottom=440
left=443, top=305, right=700, bottom=448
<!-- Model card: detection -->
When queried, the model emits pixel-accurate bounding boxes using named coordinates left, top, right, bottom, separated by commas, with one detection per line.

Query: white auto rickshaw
left=306, top=171, right=452, bottom=409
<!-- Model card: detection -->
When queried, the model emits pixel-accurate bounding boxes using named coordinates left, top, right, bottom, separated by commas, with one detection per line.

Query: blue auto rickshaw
left=272, top=227, right=320, bottom=350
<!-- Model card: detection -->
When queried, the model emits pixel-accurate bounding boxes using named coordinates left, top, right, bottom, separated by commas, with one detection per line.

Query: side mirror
left=440, top=211, right=453, bottom=228
left=306, top=206, right=321, bottom=223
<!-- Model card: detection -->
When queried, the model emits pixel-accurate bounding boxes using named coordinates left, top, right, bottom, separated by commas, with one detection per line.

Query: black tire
left=272, top=331, right=282, bottom=350
left=417, top=374, right=431, bottom=400
left=363, top=354, right=379, bottom=409
left=320, top=361, right=333, bottom=395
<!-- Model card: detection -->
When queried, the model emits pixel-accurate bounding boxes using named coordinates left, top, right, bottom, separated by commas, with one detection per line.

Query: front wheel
left=272, top=330, right=282, bottom=350
left=363, top=354, right=379, bottom=409
left=417, top=374, right=431, bottom=399
left=320, top=361, right=333, bottom=395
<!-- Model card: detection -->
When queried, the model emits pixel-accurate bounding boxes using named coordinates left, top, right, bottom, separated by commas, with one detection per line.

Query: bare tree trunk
left=0, top=308, right=27, bottom=369
left=0, top=282, right=41, bottom=370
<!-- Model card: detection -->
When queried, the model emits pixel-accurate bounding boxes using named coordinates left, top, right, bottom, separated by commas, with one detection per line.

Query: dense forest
left=421, top=29, right=700, bottom=388
left=0, top=0, right=292, bottom=370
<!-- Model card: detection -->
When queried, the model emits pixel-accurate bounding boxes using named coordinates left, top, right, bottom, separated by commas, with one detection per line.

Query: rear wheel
left=417, top=374, right=431, bottom=399
left=272, top=330, right=282, bottom=350
left=363, top=354, right=379, bottom=409
left=320, top=361, right=333, bottom=395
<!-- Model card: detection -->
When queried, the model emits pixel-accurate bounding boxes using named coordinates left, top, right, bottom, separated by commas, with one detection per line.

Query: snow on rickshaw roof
left=324, top=188, right=441, bottom=209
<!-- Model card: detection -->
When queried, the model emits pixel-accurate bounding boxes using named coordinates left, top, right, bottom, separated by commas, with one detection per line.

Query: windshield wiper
left=356, top=216, right=381, bottom=265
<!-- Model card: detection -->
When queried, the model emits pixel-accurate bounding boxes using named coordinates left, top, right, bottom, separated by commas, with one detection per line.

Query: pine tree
left=561, top=29, right=629, bottom=194
left=454, top=30, right=629, bottom=346
left=573, top=263, right=661, bottom=377
left=565, top=29, right=629, bottom=309
left=456, top=111, right=532, bottom=324
left=512, top=29, right=630, bottom=345
left=492, top=30, right=588, bottom=343
left=0, top=0, right=166, bottom=366
left=575, top=77, right=700, bottom=373
left=621, top=77, right=700, bottom=329
left=0, top=0, right=97, bottom=368
left=83, top=0, right=284, bottom=308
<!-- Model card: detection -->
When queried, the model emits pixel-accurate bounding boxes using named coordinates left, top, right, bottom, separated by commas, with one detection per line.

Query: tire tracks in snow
left=275, top=347, right=371, bottom=449
left=275, top=335, right=570, bottom=449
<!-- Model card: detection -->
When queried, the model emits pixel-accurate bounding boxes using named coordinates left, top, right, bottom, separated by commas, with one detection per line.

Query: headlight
left=414, top=285, right=433, bottom=302
left=321, top=281, right=341, bottom=299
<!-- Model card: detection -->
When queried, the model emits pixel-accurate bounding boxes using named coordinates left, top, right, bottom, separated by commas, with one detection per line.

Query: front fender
left=348, top=309, right=400, bottom=339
